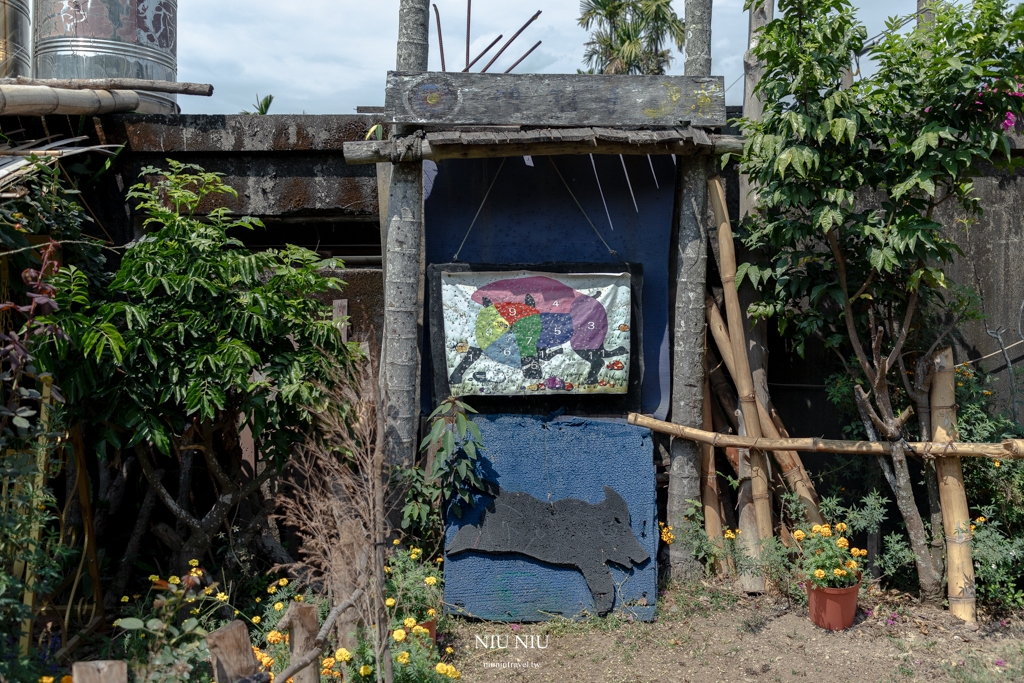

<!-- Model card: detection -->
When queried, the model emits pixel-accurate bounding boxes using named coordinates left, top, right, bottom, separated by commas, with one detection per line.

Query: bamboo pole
left=734, top=409, right=765, bottom=592
left=2, top=77, right=213, bottom=96
left=701, top=375, right=725, bottom=573
left=0, top=86, right=139, bottom=116
left=709, top=175, right=773, bottom=543
left=932, top=347, right=976, bottom=622
left=706, top=295, right=824, bottom=524
left=627, top=412, right=1024, bottom=460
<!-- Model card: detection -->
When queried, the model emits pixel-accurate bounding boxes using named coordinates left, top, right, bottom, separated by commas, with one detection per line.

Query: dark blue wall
left=444, top=414, right=657, bottom=622
left=424, top=154, right=677, bottom=418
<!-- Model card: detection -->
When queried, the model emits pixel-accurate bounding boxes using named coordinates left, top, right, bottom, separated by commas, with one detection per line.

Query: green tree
left=578, top=0, right=686, bottom=74
left=42, top=161, right=354, bottom=571
left=737, top=0, right=1024, bottom=602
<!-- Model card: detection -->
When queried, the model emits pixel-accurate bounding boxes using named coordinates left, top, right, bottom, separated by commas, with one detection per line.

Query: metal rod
left=433, top=4, right=446, bottom=71
left=466, top=0, right=472, bottom=69
left=463, top=34, right=503, bottom=72
left=502, top=40, right=541, bottom=73
left=481, top=10, right=542, bottom=73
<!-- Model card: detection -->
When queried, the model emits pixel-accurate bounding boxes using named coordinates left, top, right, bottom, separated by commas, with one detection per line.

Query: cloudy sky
left=177, top=0, right=916, bottom=115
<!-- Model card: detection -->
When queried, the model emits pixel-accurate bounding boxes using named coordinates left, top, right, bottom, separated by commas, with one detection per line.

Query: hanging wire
left=549, top=158, right=619, bottom=259
left=589, top=153, right=615, bottom=231
left=453, top=157, right=507, bottom=261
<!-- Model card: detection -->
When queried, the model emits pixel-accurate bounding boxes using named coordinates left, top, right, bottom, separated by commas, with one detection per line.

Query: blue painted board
left=443, top=414, right=657, bottom=621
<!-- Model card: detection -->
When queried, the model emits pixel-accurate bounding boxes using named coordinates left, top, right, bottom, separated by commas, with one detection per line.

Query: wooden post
left=71, top=661, right=128, bottom=683
left=207, top=620, right=259, bottom=683
left=665, top=0, right=714, bottom=583
left=288, top=603, right=321, bottom=683
left=706, top=296, right=823, bottom=524
left=738, top=0, right=773, bottom=220
left=734, top=409, right=765, bottom=592
left=382, top=0, right=431, bottom=471
left=932, top=347, right=976, bottom=622
left=701, top=375, right=725, bottom=574
left=708, top=177, right=773, bottom=546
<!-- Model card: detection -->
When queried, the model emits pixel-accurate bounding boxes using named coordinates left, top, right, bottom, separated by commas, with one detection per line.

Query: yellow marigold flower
left=384, top=566, right=391, bottom=573
left=820, top=527, right=833, bottom=537
left=425, top=576, right=438, bottom=586
left=121, top=595, right=129, bottom=603
left=190, top=568, right=203, bottom=577
left=133, top=594, right=140, bottom=599
left=321, top=671, right=331, bottom=678
left=216, top=592, right=229, bottom=601
left=149, top=574, right=160, bottom=582
left=252, top=616, right=261, bottom=624
left=846, top=560, right=858, bottom=570
left=793, top=530, right=806, bottom=541
left=256, top=597, right=261, bottom=602
left=859, top=548, right=869, bottom=557
left=61, top=676, right=73, bottom=683
left=427, top=608, right=437, bottom=617
left=975, top=516, right=987, bottom=523
left=436, top=663, right=448, bottom=675
left=167, top=575, right=180, bottom=585
left=445, top=664, right=460, bottom=679
left=393, top=539, right=400, bottom=545
left=385, top=598, right=396, bottom=607
left=190, top=608, right=199, bottom=615
left=404, top=617, right=417, bottom=629
left=724, top=530, right=736, bottom=540
left=814, top=569, right=826, bottom=579
left=267, top=585, right=278, bottom=594
left=189, top=559, right=199, bottom=567
left=811, top=524, right=822, bottom=534
left=835, top=522, right=847, bottom=533
left=274, top=602, right=284, bottom=611
left=267, top=630, right=284, bottom=644
left=393, top=628, right=407, bottom=643
left=446, top=646, right=454, bottom=654
left=203, top=587, right=214, bottom=595
left=397, top=651, right=410, bottom=665
left=836, top=537, right=849, bottom=549
left=359, top=665, right=373, bottom=677
left=39, top=677, right=54, bottom=683
left=995, top=460, right=1001, bottom=467
left=294, top=595, right=304, bottom=602
left=335, top=648, right=352, bottom=662
left=412, top=625, right=428, bottom=635
left=278, top=578, right=288, bottom=587
left=436, top=557, right=444, bottom=563
left=322, top=657, right=336, bottom=669
left=833, top=568, right=847, bottom=577
left=971, top=524, right=976, bottom=532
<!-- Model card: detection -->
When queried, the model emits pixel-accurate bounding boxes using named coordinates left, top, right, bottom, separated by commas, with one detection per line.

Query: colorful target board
left=440, top=271, right=632, bottom=396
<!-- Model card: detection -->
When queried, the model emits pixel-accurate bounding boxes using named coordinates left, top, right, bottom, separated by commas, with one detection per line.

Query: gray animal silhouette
left=446, top=485, right=649, bottom=615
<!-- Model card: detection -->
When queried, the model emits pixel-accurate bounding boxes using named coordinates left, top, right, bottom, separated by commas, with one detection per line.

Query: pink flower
left=995, top=659, right=1006, bottom=667
left=1003, top=112, right=1017, bottom=131
left=509, top=623, right=521, bottom=632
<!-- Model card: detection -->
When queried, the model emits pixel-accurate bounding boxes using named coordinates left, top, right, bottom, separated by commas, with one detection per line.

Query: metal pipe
left=463, top=34, right=503, bottom=72
left=466, top=0, right=472, bottom=69
left=481, top=10, right=541, bottom=73
left=433, top=4, right=446, bottom=71
left=502, top=40, right=541, bottom=73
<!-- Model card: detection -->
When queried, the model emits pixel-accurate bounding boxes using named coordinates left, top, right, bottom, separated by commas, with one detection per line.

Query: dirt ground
left=444, top=582, right=1024, bottom=683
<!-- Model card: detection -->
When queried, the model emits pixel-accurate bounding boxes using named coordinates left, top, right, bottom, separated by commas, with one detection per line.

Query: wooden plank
left=332, top=299, right=349, bottom=343
left=72, top=661, right=128, bottom=683
left=207, top=620, right=259, bottom=683
left=288, top=604, right=321, bottom=683
left=385, top=72, right=726, bottom=127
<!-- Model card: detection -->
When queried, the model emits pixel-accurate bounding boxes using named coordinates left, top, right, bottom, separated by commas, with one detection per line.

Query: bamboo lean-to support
left=932, top=348, right=977, bottom=622
left=708, top=176, right=774, bottom=546
left=626, top=413, right=1024, bottom=460
left=705, top=296, right=825, bottom=525
left=700, top=375, right=726, bottom=573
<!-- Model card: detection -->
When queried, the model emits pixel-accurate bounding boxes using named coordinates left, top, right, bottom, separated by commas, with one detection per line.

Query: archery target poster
left=440, top=271, right=632, bottom=396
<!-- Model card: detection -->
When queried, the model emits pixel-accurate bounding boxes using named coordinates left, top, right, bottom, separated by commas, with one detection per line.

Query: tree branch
left=275, top=589, right=364, bottom=683
left=828, top=229, right=875, bottom=384
left=885, top=288, right=919, bottom=372
left=855, top=384, right=891, bottom=439
left=135, top=443, right=203, bottom=532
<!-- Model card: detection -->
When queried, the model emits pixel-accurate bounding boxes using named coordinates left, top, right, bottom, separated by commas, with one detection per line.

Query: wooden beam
left=343, top=134, right=742, bottom=164
left=0, top=86, right=138, bottom=116
left=384, top=72, right=726, bottom=127
left=627, top=412, right=1024, bottom=459
left=1, top=77, right=213, bottom=96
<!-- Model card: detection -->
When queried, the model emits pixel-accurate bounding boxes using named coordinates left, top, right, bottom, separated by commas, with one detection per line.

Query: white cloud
left=178, top=0, right=915, bottom=115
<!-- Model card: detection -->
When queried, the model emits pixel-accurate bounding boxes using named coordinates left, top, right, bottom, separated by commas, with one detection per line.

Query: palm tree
left=579, top=0, right=685, bottom=75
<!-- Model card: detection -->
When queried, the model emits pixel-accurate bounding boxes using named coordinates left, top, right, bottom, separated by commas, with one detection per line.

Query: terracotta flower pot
left=806, top=580, right=860, bottom=631
left=418, top=619, right=437, bottom=643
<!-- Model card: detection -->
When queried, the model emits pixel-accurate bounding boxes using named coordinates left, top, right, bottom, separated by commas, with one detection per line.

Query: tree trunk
left=667, top=156, right=710, bottom=580
left=382, top=0, right=431, bottom=471
left=889, top=441, right=944, bottom=603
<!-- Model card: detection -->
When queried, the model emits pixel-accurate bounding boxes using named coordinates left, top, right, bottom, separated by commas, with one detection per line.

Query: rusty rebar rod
left=504, top=40, right=541, bottom=73
left=466, top=0, right=472, bottom=69
left=481, top=10, right=542, bottom=73
left=463, top=34, right=503, bottom=72
left=433, top=4, right=446, bottom=71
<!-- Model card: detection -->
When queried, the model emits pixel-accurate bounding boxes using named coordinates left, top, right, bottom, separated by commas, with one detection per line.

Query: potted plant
left=792, top=522, right=865, bottom=630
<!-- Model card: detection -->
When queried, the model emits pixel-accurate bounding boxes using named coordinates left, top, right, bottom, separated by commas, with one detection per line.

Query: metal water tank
left=0, top=0, right=31, bottom=77
left=34, top=0, right=178, bottom=113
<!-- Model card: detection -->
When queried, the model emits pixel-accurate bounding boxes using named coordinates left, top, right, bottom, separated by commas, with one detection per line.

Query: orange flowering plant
left=791, top=522, right=865, bottom=589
